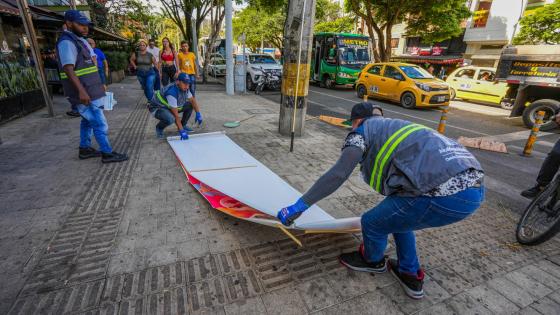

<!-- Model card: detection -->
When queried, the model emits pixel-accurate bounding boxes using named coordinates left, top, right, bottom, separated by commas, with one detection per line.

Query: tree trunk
left=202, top=6, right=224, bottom=84
left=279, top=0, right=316, bottom=139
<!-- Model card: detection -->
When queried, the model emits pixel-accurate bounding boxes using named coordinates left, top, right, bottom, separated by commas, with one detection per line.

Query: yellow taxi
left=355, top=62, right=450, bottom=109
left=446, top=66, right=508, bottom=105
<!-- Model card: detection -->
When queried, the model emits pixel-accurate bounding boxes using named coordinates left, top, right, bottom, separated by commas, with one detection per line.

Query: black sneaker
left=79, top=147, right=101, bottom=159
left=102, top=151, right=129, bottom=164
left=339, top=243, right=387, bottom=273
left=388, top=259, right=424, bottom=299
left=66, top=110, right=80, bottom=118
left=521, top=185, right=544, bottom=199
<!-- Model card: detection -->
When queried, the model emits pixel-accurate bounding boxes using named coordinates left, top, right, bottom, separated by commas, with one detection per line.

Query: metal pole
left=242, top=33, right=246, bottom=93
left=225, top=0, right=234, bottom=95
left=16, top=0, right=54, bottom=117
left=289, top=0, right=307, bottom=152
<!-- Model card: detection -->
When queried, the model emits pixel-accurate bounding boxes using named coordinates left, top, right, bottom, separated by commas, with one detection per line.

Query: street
left=259, top=84, right=560, bottom=214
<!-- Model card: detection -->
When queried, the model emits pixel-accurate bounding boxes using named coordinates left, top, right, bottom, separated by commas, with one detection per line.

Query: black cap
left=350, top=102, right=383, bottom=120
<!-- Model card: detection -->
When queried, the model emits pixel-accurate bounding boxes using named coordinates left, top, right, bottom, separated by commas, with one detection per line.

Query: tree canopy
left=346, top=0, right=470, bottom=61
left=513, top=0, right=560, bottom=45
left=234, top=0, right=353, bottom=49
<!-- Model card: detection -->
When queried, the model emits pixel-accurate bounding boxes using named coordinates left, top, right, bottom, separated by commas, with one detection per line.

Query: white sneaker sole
left=389, top=268, right=424, bottom=299
left=339, top=258, right=387, bottom=273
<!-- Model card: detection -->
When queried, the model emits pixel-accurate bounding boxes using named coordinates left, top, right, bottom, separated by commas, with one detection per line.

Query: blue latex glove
left=179, top=129, right=189, bottom=140
left=195, top=112, right=203, bottom=125
left=277, top=198, right=309, bottom=226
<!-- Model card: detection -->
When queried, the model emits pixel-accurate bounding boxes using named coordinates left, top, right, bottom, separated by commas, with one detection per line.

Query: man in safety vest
left=277, top=102, right=484, bottom=299
left=148, top=73, right=203, bottom=139
left=57, top=10, right=128, bottom=163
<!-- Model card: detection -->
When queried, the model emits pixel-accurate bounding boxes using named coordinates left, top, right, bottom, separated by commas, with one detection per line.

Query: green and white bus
left=311, top=32, right=372, bottom=88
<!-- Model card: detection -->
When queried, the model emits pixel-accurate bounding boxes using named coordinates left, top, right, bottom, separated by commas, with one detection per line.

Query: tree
left=202, top=3, right=225, bottom=83
left=314, top=16, right=355, bottom=33
left=513, top=0, right=560, bottom=45
left=159, top=0, right=214, bottom=45
left=346, top=0, right=470, bottom=62
left=233, top=6, right=284, bottom=50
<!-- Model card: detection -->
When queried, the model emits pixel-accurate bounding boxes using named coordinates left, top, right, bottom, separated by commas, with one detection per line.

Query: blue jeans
left=137, top=69, right=156, bottom=101
left=361, top=186, right=484, bottom=275
left=187, top=74, right=196, bottom=96
left=152, top=104, right=193, bottom=132
left=77, top=98, right=112, bottom=153
left=153, top=67, right=161, bottom=91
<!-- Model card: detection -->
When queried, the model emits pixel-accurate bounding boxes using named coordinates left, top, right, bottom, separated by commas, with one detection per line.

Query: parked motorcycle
left=255, top=66, right=281, bottom=95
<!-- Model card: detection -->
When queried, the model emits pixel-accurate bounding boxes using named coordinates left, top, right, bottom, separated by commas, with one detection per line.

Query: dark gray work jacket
left=356, top=116, right=483, bottom=197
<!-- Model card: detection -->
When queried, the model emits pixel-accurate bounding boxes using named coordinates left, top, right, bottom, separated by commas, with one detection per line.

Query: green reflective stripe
left=369, top=124, right=417, bottom=188
left=156, top=91, right=168, bottom=105
left=374, top=125, right=429, bottom=192
left=59, top=66, right=98, bottom=79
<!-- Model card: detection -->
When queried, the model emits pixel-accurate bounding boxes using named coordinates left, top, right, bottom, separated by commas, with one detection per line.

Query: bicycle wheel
left=516, top=180, right=560, bottom=245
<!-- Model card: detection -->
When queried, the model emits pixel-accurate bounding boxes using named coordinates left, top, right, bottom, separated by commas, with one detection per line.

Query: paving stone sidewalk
left=1, top=78, right=560, bottom=314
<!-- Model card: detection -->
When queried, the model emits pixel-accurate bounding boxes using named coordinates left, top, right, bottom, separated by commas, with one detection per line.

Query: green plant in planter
left=0, top=62, right=40, bottom=99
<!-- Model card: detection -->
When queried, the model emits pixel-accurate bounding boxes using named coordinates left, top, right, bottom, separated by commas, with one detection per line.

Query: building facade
left=463, top=0, right=554, bottom=67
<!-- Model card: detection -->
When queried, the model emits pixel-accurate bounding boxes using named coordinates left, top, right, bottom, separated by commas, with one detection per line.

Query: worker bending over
left=278, top=102, right=484, bottom=299
left=148, top=73, right=203, bottom=140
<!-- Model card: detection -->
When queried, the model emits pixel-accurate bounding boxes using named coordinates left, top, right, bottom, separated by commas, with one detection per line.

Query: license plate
left=436, top=96, right=446, bottom=102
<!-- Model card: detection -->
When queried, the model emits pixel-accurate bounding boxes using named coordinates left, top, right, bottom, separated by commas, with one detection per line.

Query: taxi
left=446, top=66, right=508, bottom=105
left=355, top=62, right=450, bottom=109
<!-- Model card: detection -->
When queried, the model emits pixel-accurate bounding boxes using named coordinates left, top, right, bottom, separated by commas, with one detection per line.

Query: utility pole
left=16, top=0, right=54, bottom=117
left=279, top=0, right=316, bottom=147
left=225, top=0, right=234, bottom=95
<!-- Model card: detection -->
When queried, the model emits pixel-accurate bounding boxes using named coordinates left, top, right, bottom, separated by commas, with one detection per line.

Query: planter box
left=0, top=89, right=46, bottom=124
left=110, top=70, right=125, bottom=84
left=0, top=95, right=22, bottom=124
left=22, top=90, right=46, bottom=114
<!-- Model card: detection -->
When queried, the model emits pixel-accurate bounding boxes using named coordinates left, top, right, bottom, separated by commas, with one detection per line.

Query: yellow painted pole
left=437, top=106, right=449, bottom=134
left=523, top=110, right=545, bottom=156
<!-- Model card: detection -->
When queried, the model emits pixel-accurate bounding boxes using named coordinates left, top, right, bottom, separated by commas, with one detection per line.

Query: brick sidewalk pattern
left=1, top=78, right=560, bottom=314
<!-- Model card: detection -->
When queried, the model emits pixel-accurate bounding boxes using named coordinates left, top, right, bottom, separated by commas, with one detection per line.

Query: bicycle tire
left=516, top=181, right=560, bottom=245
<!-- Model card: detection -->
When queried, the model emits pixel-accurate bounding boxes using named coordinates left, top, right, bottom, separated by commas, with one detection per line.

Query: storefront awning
left=0, top=0, right=128, bottom=42
left=391, top=54, right=464, bottom=65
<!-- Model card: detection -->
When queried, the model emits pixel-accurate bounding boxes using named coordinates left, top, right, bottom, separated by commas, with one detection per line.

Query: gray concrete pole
left=191, top=14, right=198, bottom=58
left=225, top=0, right=234, bottom=95
left=16, top=0, right=55, bottom=117
left=278, top=0, right=316, bottom=139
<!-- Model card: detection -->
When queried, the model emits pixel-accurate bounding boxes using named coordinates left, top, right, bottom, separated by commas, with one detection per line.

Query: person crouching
left=148, top=73, right=203, bottom=140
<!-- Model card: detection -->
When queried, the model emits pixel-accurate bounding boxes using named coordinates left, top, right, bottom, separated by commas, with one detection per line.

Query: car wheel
left=400, top=92, right=416, bottom=109
left=449, top=88, right=456, bottom=101
left=246, top=74, right=255, bottom=91
left=356, top=85, right=367, bottom=99
left=522, top=99, right=560, bottom=131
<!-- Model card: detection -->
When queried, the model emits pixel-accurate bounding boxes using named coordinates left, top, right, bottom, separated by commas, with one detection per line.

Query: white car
left=207, top=54, right=226, bottom=77
left=243, top=54, right=282, bottom=91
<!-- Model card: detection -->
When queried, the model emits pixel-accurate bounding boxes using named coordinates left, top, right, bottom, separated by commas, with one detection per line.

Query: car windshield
left=249, top=55, right=277, bottom=64
left=398, top=66, right=433, bottom=79
left=339, top=47, right=370, bottom=65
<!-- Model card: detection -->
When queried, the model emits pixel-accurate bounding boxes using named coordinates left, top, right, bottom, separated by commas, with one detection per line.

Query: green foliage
left=315, top=16, right=355, bottom=33
left=0, top=63, right=40, bottom=99
left=405, top=0, right=471, bottom=44
left=104, top=51, right=130, bottom=72
left=346, top=0, right=471, bottom=61
left=233, top=6, right=285, bottom=49
left=513, top=0, right=560, bottom=45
